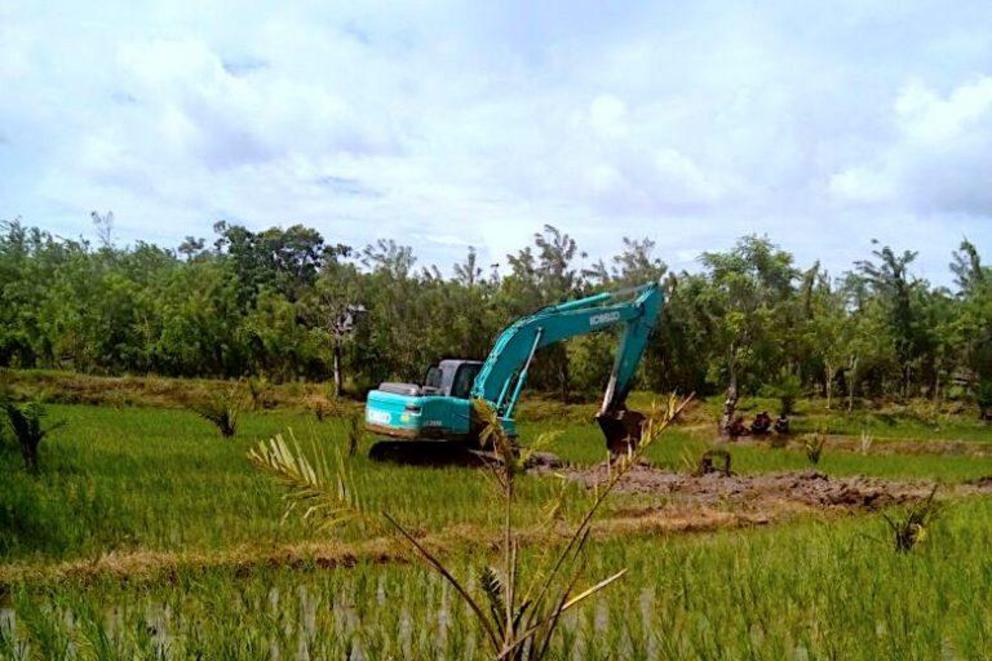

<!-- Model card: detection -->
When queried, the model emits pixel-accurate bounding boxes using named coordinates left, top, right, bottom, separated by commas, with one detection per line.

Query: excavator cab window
left=451, top=363, right=481, bottom=399
left=422, top=366, right=443, bottom=394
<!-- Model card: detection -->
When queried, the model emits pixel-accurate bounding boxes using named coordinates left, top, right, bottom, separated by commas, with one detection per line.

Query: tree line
left=1, top=217, right=989, bottom=428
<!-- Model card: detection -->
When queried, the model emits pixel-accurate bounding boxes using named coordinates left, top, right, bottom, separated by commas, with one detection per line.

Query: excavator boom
left=471, top=281, right=664, bottom=451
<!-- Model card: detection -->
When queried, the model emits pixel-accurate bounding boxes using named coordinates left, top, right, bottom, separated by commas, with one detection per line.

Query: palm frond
left=247, top=431, right=368, bottom=532
left=480, top=566, right=507, bottom=636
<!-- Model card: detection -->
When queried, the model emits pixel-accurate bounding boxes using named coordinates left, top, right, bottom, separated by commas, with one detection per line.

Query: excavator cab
left=365, top=359, right=509, bottom=465
left=366, top=360, right=502, bottom=438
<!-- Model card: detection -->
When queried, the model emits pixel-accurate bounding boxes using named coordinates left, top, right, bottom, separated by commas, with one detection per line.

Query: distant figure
left=728, top=415, right=749, bottom=440
left=774, top=414, right=790, bottom=435
left=751, top=411, right=772, bottom=436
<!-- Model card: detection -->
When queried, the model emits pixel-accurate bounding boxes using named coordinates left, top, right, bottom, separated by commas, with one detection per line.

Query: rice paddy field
left=2, top=379, right=992, bottom=659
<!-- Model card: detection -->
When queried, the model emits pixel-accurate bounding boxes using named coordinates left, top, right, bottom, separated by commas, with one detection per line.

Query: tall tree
left=855, top=243, right=924, bottom=397
left=698, top=236, right=798, bottom=435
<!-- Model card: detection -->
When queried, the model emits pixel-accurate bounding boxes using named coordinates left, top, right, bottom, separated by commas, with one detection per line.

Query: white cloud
left=828, top=166, right=896, bottom=205
left=1, top=0, right=991, bottom=283
left=830, top=76, right=992, bottom=219
left=588, top=94, right=628, bottom=138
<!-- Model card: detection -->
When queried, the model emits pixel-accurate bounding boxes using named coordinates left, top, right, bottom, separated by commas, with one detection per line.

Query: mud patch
left=710, top=434, right=992, bottom=458
left=549, top=462, right=986, bottom=514
left=967, top=475, right=992, bottom=489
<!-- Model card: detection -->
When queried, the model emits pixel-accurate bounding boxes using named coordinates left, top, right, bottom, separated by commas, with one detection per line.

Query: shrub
left=304, top=394, right=334, bottom=421
left=859, top=430, right=874, bottom=455
left=883, top=486, right=940, bottom=552
left=0, top=398, right=64, bottom=471
left=804, top=432, right=826, bottom=465
left=192, top=385, right=245, bottom=438
left=246, top=376, right=275, bottom=410
left=977, top=379, right=992, bottom=422
left=761, top=373, right=802, bottom=416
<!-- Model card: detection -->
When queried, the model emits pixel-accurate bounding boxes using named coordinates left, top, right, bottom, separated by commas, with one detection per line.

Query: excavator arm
left=471, top=281, right=664, bottom=452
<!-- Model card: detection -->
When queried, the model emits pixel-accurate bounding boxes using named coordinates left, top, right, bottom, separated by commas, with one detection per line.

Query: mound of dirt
left=967, top=475, right=992, bottom=489
left=548, top=462, right=950, bottom=512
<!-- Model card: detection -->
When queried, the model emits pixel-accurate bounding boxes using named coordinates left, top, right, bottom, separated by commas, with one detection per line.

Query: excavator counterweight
left=364, top=281, right=665, bottom=463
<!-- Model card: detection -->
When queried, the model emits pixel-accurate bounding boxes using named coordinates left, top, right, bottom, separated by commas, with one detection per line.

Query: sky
left=1, top=0, right=991, bottom=284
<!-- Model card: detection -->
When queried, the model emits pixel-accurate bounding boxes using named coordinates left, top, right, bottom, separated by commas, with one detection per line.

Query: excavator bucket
left=596, top=409, right=647, bottom=456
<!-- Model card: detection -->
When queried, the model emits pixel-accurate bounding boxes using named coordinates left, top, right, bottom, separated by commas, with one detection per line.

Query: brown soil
left=685, top=430, right=992, bottom=458
left=548, top=461, right=992, bottom=516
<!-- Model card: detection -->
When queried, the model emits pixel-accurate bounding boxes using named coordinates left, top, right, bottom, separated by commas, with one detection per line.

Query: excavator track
left=368, top=440, right=494, bottom=467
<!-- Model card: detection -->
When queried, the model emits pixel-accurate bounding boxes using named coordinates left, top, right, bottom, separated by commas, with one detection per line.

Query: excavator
left=364, top=281, right=664, bottom=463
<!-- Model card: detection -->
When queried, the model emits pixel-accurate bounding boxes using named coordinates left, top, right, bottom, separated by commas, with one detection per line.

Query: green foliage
left=977, top=379, right=992, bottom=421
left=0, top=397, right=63, bottom=470
left=246, top=376, right=274, bottom=410
left=803, top=432, right=826, bottom=465
left=252, top=395, right=690, bottom=658
left=5, top=485, right=992, bottom=658
left=882, top=486, right=941, bottom=553
left=192, top=385, right=244, bottom=438
left=2, top=218, right=991, bottom=415
left=761, top=372, right=802, bottom=416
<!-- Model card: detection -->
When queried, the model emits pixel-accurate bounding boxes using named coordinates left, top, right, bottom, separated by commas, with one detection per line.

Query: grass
left=713, top=395, right=992, bottom=443
left=2, top=402, right=991, bottom=564
left=3, top=499, right=992, bottom=658
left=2, top=391, right=991, bottom=657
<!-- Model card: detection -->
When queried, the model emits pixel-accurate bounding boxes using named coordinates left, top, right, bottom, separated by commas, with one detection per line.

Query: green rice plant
left=803, top=432, right=826, bottom=465
left=677, top=447, right=697, bottom=474
left=5, top=399, right=992, bottom=569
left=859, top=430, right=874, bottom=455
left=12, top=497, right=992, bottom=658
left=347, top=413, right=363, bottom=457
left=192, top=384, right=245, bottom=438
left=882, top=486, right=940, bottom=553
left=251, top=394, right=693, bottom=659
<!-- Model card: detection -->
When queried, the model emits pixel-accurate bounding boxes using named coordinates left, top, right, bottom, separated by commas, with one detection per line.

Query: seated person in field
left=750, top=411, right=772, bottom=435
left=774, top=414, right=790, bottom=435
left=728, top=415, right=749, bottom=439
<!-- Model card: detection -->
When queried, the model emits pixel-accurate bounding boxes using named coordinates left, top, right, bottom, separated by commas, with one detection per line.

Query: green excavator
left=364, top=281, right=664, bottom=463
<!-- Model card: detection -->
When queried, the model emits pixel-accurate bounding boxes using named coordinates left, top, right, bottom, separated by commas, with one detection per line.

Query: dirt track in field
left=729, top=435, right=992, bottom=457
left=547, top=461, right=992, bottom=517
